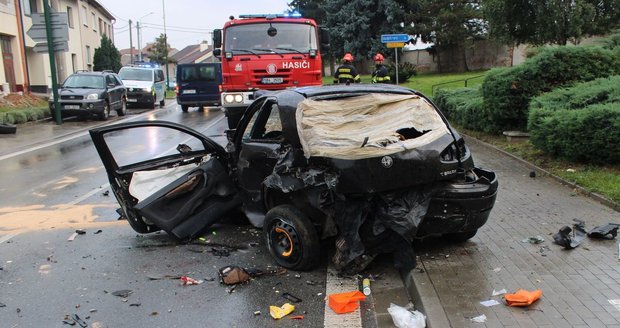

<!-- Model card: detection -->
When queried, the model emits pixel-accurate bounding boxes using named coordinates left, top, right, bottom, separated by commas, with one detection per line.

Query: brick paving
left=410, top=137, right=620, bottom=328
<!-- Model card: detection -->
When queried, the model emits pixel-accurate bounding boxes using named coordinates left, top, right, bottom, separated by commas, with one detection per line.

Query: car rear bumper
left=176, top=97, right=220, bottom=107
left=416, top=167, right=498, bottom=237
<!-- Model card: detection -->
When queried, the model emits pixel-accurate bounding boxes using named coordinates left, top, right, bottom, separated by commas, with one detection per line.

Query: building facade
left=0, top=0, right=114, bottom=93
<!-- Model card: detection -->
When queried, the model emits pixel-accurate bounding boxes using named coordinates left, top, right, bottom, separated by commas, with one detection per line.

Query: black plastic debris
left=94, top=230, right=102, bottom=234
left=111, top=289, right=133, bottom=298
left=282, top=292, right=302, bottom=303
left=0, top=302, right=5, bottom=308
left=72, top=314, right=88, bottom=328
left=529, top=171, right=536, bottom=178
left=588, top=223, right=620, bottom=239
left=209, top=247, right=231, bottom=257
left=553, top=220, right=587, bottom=249
left=102, top=190, right=109, bottom=196
left=75, top=229, right=86, bottom=235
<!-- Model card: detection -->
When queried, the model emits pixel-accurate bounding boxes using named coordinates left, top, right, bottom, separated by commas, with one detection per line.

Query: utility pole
left=129, top=19, right=133, bottom=65
left=43, top=0, right=61, bottom=124
left=136, top=21, right=141, bottom=62
left=162, top=0, right=169, bottom=88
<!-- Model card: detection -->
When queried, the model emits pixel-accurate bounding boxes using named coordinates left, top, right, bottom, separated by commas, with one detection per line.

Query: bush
left=528, top=76, right=620, bottom=164
left=433, top=87, right=496, bottom=132
left=481, top=46, right=620, bottom=132
left=388, top=62, right=417, bottom=83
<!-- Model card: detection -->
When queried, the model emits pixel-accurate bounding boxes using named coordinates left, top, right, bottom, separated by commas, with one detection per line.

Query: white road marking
left=0, top=105, right=171, bottom=161
left=0, top=233, right=18, bottom=244
left=323, top=264, right=363, bottom=328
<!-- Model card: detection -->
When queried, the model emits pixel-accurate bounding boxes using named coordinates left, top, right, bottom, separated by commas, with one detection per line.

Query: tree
left=484, top=0, right=620, bottom=46
left=322, top=0, right=408, bottom=62
left=93, top=35, right=121, bottom=72
left=404, top=0, right=486, bottom=71
left=149, top=33, right=176, bottom=65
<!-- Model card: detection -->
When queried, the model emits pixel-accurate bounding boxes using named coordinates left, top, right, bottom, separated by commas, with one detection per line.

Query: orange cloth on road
left=328, top=291, right=366, bottom=314
left=504, top=289, right=542, bottom=306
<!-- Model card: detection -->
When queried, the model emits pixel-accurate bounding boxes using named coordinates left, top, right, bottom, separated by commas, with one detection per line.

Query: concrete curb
left=404, top=269, right=450, bottom=328
left=463, top=135, right=620, bottom=213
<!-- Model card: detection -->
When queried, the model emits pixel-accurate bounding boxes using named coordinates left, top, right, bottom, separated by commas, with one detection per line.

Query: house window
left=71, top=53, right=77, bottom=73
left=29, top=0, right=37, bottom=13
left=81, top=5, right=87, bottom=26
left=23, top=0, right=30, bottom=16
left=99, top=18, right=103, bottom=35
left=67, top=6, right=74, bottom=28
left=86, top=45, right=91, bottom=64
left=92, top=12, right=96, bottom=31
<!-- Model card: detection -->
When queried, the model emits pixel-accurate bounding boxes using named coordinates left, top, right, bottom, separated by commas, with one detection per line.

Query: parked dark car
left=89, top=84, right=498, bottom=272
left=175, top=63, right=222, bottom=112
left=51, top=71, right=126, bottom=120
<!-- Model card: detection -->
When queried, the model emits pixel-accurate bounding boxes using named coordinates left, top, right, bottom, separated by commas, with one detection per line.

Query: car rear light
left=218, top=85, right=222, bottom=93
left=175, top=86, right=179, bottom=95
left=440, top=141, right=469, bottom=162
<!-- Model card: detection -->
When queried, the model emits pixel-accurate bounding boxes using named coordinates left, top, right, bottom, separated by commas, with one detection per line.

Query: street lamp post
left=137, top=12, right=154, bottom=62
left=162, top=0, right=169, bottom=88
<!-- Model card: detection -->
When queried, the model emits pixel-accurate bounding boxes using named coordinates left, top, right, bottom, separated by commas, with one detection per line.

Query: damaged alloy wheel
left=263, top=205, right=320, bottom=271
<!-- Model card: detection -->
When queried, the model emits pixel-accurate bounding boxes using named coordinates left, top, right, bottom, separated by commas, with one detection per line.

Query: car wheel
left=263, top=204, right=320, bottom=271
left=181, top=105, right=189, bottom=112
left=117, top=98, right=127, bottom=116
left=160, top=98, right=165, bottom=107
left=99, top=102, right=110, bottom=121
left=443, top=229, right=478, bottom=242
left=149, top=101, right=155, bottom=109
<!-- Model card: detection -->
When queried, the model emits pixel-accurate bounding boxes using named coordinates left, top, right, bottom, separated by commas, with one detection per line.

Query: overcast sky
left=100, top=0, right=293, bottom=51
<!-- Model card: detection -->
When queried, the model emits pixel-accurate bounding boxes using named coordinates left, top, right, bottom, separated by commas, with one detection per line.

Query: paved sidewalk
left=408, top=137, right=620, bottom=327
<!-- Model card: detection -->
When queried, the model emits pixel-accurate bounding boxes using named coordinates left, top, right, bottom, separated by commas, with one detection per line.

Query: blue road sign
left=381, top=34, right=409, bottom=43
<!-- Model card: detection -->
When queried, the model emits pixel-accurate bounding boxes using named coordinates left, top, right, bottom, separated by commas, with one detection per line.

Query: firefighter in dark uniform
left=371, top=53, right=391, bottom=83
left=333, top=53, right=361, bottom=84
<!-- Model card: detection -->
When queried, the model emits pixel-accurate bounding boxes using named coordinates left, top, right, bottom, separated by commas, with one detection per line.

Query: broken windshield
left=224, top=23, right=318, bottom=54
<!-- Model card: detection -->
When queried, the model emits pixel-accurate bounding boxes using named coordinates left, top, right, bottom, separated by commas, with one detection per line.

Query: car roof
left=70, top=71, right=114, bottom=76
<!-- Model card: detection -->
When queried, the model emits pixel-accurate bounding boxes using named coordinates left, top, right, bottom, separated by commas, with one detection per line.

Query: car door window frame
left=241, top=99, right=282, bottom=143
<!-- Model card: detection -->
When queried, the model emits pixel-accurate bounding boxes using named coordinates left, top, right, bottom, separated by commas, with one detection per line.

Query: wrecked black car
left=89, top=84, right=498, bottom=272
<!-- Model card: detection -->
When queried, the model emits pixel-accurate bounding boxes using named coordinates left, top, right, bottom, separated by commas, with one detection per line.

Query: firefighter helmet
left=343, top=53, right=354, bottom=62
left=373, top=53, right=385, bottom=62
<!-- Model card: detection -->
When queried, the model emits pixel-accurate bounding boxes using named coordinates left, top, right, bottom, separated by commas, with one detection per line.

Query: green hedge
left=1, top=107, right=49, bottom=124
left=528, top=76, right=620, bottom=164
left=481, top=46, right=620, bottom=132
left=433, top=87, right=496, bottom=132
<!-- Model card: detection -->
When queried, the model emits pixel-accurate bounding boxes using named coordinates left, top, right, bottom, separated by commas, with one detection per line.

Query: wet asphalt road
left=0, top=101, right=409, bottom=327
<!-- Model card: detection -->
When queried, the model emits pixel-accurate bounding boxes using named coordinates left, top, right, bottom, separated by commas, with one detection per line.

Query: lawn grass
left=460, top=126, right=620, bottom=204
left=404, top=70, right=488, bottom=96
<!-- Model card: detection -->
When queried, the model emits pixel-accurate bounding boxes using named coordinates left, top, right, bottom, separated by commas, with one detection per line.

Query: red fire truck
left=213, top=14, right=330, bottom=128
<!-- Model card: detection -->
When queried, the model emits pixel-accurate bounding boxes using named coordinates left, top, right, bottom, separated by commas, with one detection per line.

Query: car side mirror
left=320, top=28, right=330, bottom=51
left=213, top=48, right=221, bottom=58
left=213, top=29, right=222, bottom=48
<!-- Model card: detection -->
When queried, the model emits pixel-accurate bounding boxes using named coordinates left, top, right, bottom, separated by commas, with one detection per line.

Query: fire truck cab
left=213, top=13, right=330, bottom=129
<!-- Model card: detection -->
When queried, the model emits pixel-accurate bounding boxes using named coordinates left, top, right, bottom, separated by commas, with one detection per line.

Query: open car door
left=89, top=121, right=240, bottom=239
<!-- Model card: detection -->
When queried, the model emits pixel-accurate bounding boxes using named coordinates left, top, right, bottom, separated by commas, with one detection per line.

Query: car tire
left=443, top=229, right=478, bottom=242
left=99, top=102, right=110, bottom=121
left=263, top=204, right=321, bottom=271
left=181, top=105, right=189, bottom=112
left=149, top=101, right=155, bottom=109
left=160, top=98, right=165, bottom=107
left=117, top=98, right=127, bottom=116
